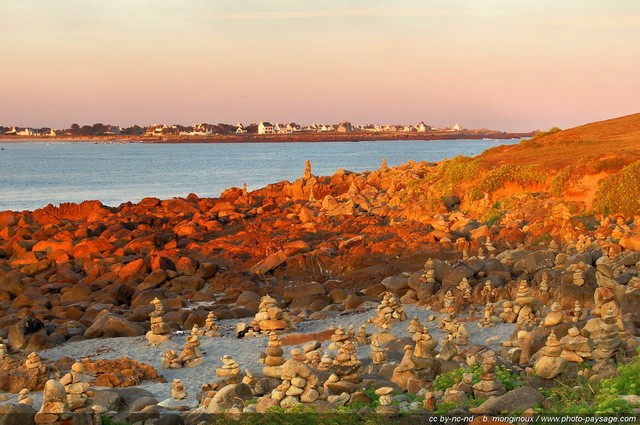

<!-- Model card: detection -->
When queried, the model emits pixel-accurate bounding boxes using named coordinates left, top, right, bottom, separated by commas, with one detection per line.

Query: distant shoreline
left=0, top=129, right=534, bottom=144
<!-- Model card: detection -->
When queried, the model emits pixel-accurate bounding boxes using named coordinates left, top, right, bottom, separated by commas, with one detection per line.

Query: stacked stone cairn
left=272, top=348, right=325, bottom=408
left=442, top=290, right=455, bottom=314
left=478, top=303, right=500, bottom=328
left=560, top=327, right=593, bottom=362
left=59, top=361, right=92, bottom=411
left=18, top=388, right=34, bottom=406
left=540, top=301, right=564, bottom=327
left=146, top=298, right=172, bottom=344
left=25, top=351, right=47, bottom=376
left=593, top=309, right=626, bottom=370
left=179, top=334, right=203, bottom=367
left=202, top=311, right=221, bottom=337
left=534, top=332, right=567, bottom=379
left=514, top=280, right=539, bottom=326
left=324, top=341, right=362, bottom=394
left=370, top=338, right=388, bottom=364
left=262, top=333, right=285, bottom=378
left=472, top=355, right=506, bottom=400
left=327, top=324, right=349, bottom=350
left=356, top=324, right=370, bottom=345
left=35, top=379, right=71, bottom=424
left=249, top=295, right=297, bottom=334
left=161, top=350, right=181, bottom=369
left=458, top=278, right=472, bottom=301
left=172, top=378, right=187, bottom=400
left=408, top=316, right=422, bottom=333
left=572, top=301, right=587, bottom=322
left=216, top=355, right=241, bottom=381
left=0, top=337, right=7, bottom=359
left=500, top=301, right=517, bottom=323
left=370, top=292, right=407, bottom=326
left=371, top=322, right=397, bottom=345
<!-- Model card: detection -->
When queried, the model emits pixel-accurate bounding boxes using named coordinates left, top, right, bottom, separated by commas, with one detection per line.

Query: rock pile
left=35, top=379, right=71, bottom=424
left=249, top=295, right=297, bottom=334
left=202, top=312, right=221, bottom=337
left=59, top=361, right=92, bottom=411
left=370, top=292, right=407, bottom=326
left=146, top=298, right=172, bottom=344
left=325, top=341, right=362, bottom=394
left=272, top=349, right=325, bottom=408
left=473, top=355, right=506, bottom=400
left=534, top=332, right=567, bottom=379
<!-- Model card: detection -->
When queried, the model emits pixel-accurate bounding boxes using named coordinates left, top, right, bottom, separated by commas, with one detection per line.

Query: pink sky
left=1, top=1, right=639, bottom=132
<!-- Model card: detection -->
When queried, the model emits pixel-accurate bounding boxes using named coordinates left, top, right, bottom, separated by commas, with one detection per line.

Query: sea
left=0, top=138, right=522, bottom=212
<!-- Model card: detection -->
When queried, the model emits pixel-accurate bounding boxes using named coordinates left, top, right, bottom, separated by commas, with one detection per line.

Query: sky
left=1, top=0, right=639, bottom=132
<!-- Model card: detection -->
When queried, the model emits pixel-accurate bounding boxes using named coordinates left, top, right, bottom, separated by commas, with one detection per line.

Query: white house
left=274, top=124, right=291, bottom=134
left=258, top=122, right=275, bottom=134
left=453, top=123, right=463, bottom=131
left=416, top=122, right=431, bottom=132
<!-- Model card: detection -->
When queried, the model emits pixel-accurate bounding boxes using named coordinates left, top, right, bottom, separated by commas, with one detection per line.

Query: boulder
left=206, top=384, right=253, bottom=413
left=84, top=310, right=145, bottom=339
left=470, top=386, right=545, bottom=415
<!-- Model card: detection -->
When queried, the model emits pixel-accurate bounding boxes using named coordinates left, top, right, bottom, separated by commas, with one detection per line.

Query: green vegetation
left=528, top=126, right=562, bottom=141
left=550, top=166, right=574, bottom=196
left=479, top=164, right=545, bottom=193
left=433, top=364, right=523, bottom=394
left=593, top=160, right=640, bottom=215
left=436, top=155, right=479, bottom=191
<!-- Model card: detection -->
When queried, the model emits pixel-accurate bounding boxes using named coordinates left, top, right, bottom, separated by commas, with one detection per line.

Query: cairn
left=327, top=324, right=349, bottom=350
left=263, top=333, right=286, bottom=379
left=216, top=355, right=241, bottom=379
left=370, top=339, right=388, bottom=364
left=480, top=281, right=495, bottom=304
left=560, top=327, right=594, bottom=363
left=172, top=378, right=187, bottom=399
left=500, top=301, right=517, bottom=323
left=534, top=332, right=567, bottom=379
left=407, top=316, right=422, bottom=333
left=371, top=292, right=407, bottom=326
left=35, top=379, right=71, bottom=424
left=18, top=388, right=34, bottom=406
left=191, top=324, right=202, bottom=337
left=146, top=298, right=172, bottom=344
left=250, top=295, right=297, bottom=334
left=593, top=309, right=626, bottom=369
left=272, top=348, right=325, bottom=408
left=203, top=312, right=221, bottom=337
left=25, top=351, right=46, bottom=375
left=0, top=337, right=7, bottom=359
left=356, top=324, right=370, bottom=345
left=514, top=280, right=538, bottom=326
left=472, top=356, right=506, bottom=400
left=59, top=361, right=92, bottom=411
left=421, top=259, right=437, bottom=284
left=412, top=327, right=438, bottom=368
left=458, top=278, right=472, bottom=301
left=317, top=354, right=333, bottom=372
left=325, top=341, right=362, bottom=394
left=478, top=303, right=499, bottom=328
left=572, top=301, right=587, bottom=322
left=162, top=349, right=182, bottom=369
left=541, top=301, right=564, bottom=327
left=442, top=290, right=455, bottom=314
left=179, top=334, right=203, bottom=367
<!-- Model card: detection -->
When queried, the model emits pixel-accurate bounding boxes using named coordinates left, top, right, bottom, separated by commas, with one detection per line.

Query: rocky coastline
left=1, top=121, right=640, bottom=424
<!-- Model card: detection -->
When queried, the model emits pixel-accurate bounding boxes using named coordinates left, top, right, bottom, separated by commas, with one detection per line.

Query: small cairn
left=161, top=349, right=182, bottom=369
left=356, top=324, right=370, bottom=346
left=216, top=355, right=241, bottom=380
left=172, top=378, right=187, bottom=400
left=539, top=272, right=550, bottom=293
left=35, top=379, right=71, bottom=424
left=412, top=327, right=438, bottom=369
left=370, top=339, right=388, bottom=364
left=593, top=309, right=626, bottom=369
left=500, top=301, right=517, bottom=323
left=421, top=259, right=437, bottom=284
left=303, top=343, right=323, bottom=368
left=442, top=290, right=455, bottom=314
left=179, top=334, right=203, bottom=367
left=480, top=281, right=495, bottom=304
left=202, top=312, right=221, bottom=337
left=146, top=298, right=172, bottom=344
left=18, top=388, right=34, bottom=406
left=458, top=278, right=472, bottom=301
left=250, top=295, right=297, bottom=334
left=272, top=349, right=325, bottom=408
left=408, top=316, right=422, bottom=333
left=572, top=301, right=587, bottom=322
left=327, top=324, right=349, bottom=350
left=534, top=332, right=567, bottom=379
left=317, top=354, right=333, bottom=372
left=560, top=327, right=594, bottom=363
left=376, top=387, right=399, bottom=416
left=59, top=361, right=92, bottom=411
left=263, top=333, right=285, bottom=379
left=514, top=280, right=538, bottom=326
left=25, top=351, right=47, bottom=375
left=472, top=355, right=506, bottom=400
left=540, top=301, right=564, bottom=327
left=325, top=341, right=362, bottom=394
left=478, top=303, right=498, bottom=328
left=370, top=292, right=407, bottom=326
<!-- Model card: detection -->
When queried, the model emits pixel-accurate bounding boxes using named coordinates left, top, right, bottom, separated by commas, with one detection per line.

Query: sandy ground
left=1, top=304, right=516, bottom=410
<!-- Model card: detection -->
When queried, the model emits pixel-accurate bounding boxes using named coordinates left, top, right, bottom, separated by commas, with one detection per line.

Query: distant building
left=416, top=122, right=431, bottom=132
left=274, top=123, right=291, bottom=134
left=453, top=123, right=463, bottom=131
left=258, top=122, right=275, bottom=134
left=235, top=123, right=246, bottom=134
left=337, top=121, right=353, bottom=132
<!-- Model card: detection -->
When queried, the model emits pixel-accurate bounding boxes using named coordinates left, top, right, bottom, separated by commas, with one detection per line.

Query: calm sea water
left=0, top=139, right=521, bottom=212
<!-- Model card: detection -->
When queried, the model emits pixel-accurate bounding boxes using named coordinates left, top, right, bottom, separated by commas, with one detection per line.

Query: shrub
left=436, top=156, right=479, bottom=191
left=550, top=166, right=574, bottom=196
left=593, top=161, right=640, bottom=216
left=479, top=164, right=545, bottom=193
